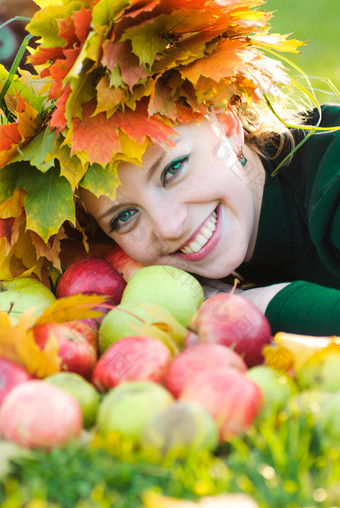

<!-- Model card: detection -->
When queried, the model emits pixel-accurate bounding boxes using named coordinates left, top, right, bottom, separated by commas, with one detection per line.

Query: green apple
left=141, top=401, right=218, bottom=461
left=96, top=381, right=174, bottom=445
left=246, top=365, right=297, bottom=415
left=45, top=372, right=100, bottom=429
left=0, top=278, right=55, bottom=324
left=295, top=345, right=340, bottom=392
left=121, top=266, right=204, bottom=327
left=98, top=301, right=187, bottom=354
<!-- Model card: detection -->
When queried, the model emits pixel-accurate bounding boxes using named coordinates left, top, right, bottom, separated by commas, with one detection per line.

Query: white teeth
left=179, top=211, right=218, bottom=254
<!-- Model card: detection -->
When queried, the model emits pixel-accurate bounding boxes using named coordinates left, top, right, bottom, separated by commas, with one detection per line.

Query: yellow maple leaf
left=264, top=332, right=340, bottom=371
left=0, top=309, right=61, bottom=377
left=35, top=293, right=108, bottom=324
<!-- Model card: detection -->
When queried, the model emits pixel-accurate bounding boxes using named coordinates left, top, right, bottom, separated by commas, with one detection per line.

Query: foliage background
left=1, top=0, right=339, bottom=99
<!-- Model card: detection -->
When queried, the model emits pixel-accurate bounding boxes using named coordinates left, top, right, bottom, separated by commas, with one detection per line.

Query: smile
left=172, top=204, right=223, bottom=263
left=179, top=212, right=217, bottom=254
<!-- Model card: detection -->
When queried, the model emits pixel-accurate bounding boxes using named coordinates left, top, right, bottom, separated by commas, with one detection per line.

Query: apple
left=0, top=278, right=56, bottom=324
left=98, top=301, right=187, bottom=354
left=141, top=401, right=218, bottom=461
left=0, top=380, right=82, bottom=449
left=165, top=343, right=247, bottom=398
left=104, top=244, right=144, bottom=281
left=0, top=357, right=32, bottom=406
left=56, top=257, right=126, bottom=306
left=92, top=336, right=172, bottom=392
left=180, top=368, right=263, bottom=441
left=45, top=372, right=100, bottom=429
left=295, top=344, right=340, bottom=392
left=63, top=320, right=99, bottom=355
left=96, top=381, right=174, bottom=445
left=246, top=365, right=297, bottom=415
left=121, top=266, right=204, bottom=327
left=189, top=292, right=272, bottom=367
left=33, top=322, right=97, bottom=380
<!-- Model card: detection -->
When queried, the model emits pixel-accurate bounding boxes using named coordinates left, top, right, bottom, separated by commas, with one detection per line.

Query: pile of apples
left=0, top=246, right=338, bottom=458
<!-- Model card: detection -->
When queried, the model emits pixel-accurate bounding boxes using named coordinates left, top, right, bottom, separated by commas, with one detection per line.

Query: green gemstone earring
left=238, top=146, right=247, bottom=167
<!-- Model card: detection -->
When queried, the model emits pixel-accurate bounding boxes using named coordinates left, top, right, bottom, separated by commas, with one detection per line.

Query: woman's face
left=81, top=120, right=263, bottom=278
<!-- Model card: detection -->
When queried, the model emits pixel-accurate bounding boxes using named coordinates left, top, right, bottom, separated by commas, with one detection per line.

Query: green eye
left=109, top=209, right=138, bottom=232
left=162, top=155, right=189, bottom=185
left=120, top=211, right=133, bottom=222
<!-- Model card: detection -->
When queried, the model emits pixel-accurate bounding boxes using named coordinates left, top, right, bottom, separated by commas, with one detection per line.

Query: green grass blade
left=0, top=17, right=32, bottom=31
left=0, top=33, right=34, bottom=122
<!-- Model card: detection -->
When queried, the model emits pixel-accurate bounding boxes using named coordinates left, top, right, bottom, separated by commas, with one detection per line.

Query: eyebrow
left=98, top=151, right=167, bottom=221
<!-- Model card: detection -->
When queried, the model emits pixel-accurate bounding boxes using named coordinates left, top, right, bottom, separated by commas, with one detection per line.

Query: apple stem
left=7, top=301, right=15, bottom=314
left=230, top=278, right=240, bottom=295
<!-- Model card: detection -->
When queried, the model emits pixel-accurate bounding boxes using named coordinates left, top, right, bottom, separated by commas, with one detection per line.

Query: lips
left=173, top=204, right=223, bottom=262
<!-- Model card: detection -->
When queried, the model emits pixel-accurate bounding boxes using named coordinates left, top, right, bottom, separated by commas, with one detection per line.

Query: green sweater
left=238, top=104, right=340, bottom=336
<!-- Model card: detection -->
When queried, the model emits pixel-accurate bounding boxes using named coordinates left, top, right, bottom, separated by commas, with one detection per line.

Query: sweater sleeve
left=265, top=281, right=340, bottom=336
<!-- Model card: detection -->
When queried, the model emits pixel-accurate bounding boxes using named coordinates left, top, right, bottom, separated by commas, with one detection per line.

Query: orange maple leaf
left=71, top=101, right=121, bottom=165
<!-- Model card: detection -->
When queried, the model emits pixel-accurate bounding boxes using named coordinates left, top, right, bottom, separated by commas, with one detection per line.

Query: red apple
left=56, top=257, right=126, bottom=305
left=165, top=343, right=247, bottom=398
left=63, top=320, right=99, bottom=355
left=92, top=336, right=172, bottom=392
left=180, top=368, right=263, bottom=441
left=33, top=322, right=97, bottom=380
left=0, top=357, right=32, bottom=406
left=0, top=380, right=82, bottom=449
left=104, top=244, right=144, bottom=282
left=190, top=293, right=272, bottom=367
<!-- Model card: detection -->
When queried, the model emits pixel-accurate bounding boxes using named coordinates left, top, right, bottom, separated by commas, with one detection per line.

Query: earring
left=237, top=146, right=247, bottom=167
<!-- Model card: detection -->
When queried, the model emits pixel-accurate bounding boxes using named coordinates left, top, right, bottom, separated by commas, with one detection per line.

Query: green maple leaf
left=79, top=163, right=120, bottom=199
left=121, top=15, right=174, bottom=68
left=10, top=127, right=56, bottom=172
left=0, top=162, right=74, bottom=241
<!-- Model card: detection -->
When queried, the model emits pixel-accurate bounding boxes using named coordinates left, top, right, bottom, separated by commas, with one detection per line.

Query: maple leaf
left=28, top=46, right=65, bottom=66
left=71, top=101, right=121, bottom=165
left=0, top=124, right=21, bottom=168
left=94, top=75, right=126, bottom=117
left=10, top=126, right=56, bottom=173
left=29, top=226, right=68, bottom=272
left=0, top=162, right=75, bottom=243
left=102, top=39, right=148, bottom=89
left=0, top=310, right=61, bottom=378
left=46, top=134, right=88, bottom=190
left=35, top=293, right=107, bottom=324
left=181, top=39, right=246, bottom=85
left=113, top=100, right=177, bottom=147
left=79, top=162, right=120, bottom=199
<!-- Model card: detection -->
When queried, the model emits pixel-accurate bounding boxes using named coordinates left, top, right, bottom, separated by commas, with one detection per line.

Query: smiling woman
left=0, top=0, right=340, bottom=337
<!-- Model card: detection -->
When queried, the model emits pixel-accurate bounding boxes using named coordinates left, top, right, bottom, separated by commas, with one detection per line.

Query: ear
left=215, top=106, right=244, bottom=145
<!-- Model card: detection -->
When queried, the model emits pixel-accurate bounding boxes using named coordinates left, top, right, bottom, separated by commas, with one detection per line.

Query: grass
left=265, top=0, right=340, bottom=103
left=1, top=410, right=340, bottom=507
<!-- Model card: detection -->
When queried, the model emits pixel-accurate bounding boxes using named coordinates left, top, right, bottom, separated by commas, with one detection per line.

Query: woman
left=80, top=102, right=340, bottom=335
left=1, top=0, right=339, bottom=335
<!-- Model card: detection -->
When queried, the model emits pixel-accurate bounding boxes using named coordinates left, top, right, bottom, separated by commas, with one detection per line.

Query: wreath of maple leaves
left=0, top=0, right=301, bottom=279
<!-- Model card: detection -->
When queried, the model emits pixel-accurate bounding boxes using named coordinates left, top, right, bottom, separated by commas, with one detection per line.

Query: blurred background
left=1, top=0, right=340, bottom=101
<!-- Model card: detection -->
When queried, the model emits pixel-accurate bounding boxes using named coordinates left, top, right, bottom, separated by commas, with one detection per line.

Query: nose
left=149, top=201, right=188, bottom=242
